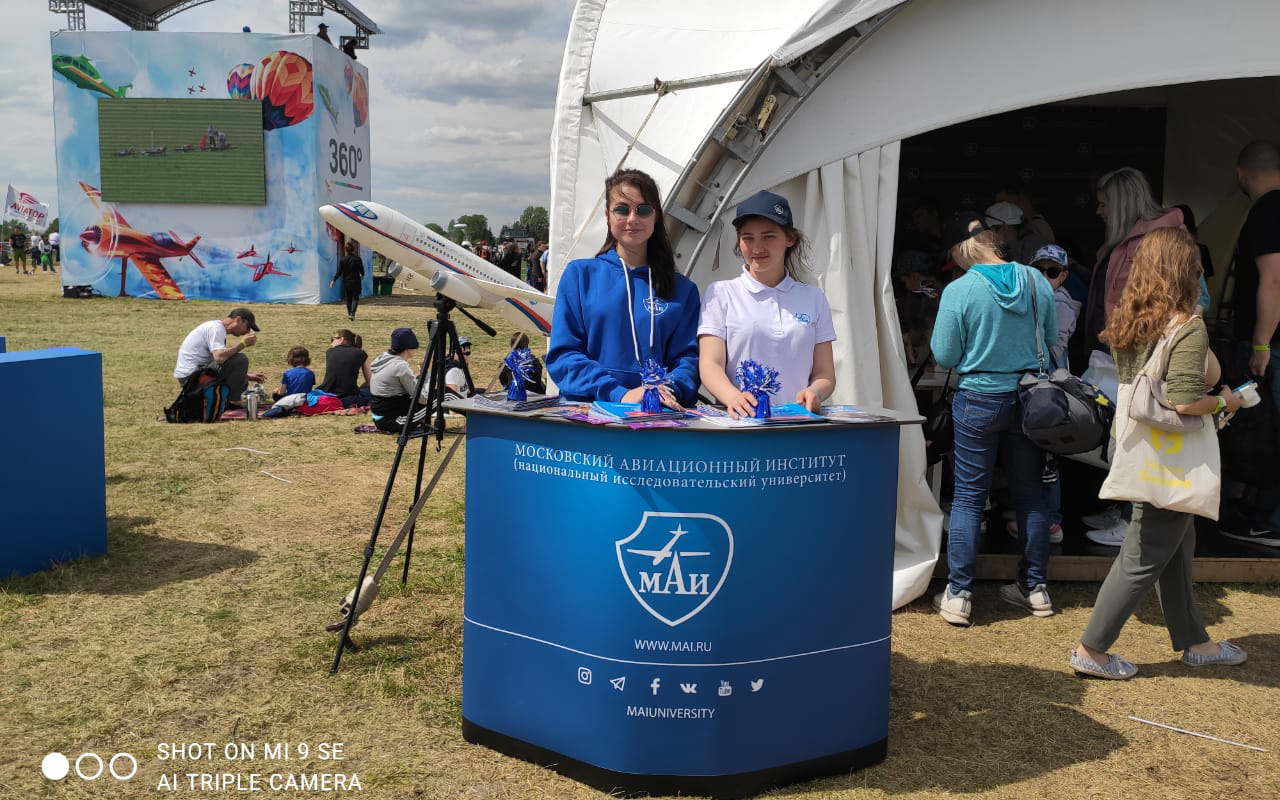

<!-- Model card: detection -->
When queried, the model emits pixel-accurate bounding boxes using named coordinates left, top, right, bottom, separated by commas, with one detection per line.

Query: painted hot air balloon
left=351, top=70, right=368, bottom=129
left=226, top=62, right=256, bottom=99
left=252, top=50, right=313, bottom=131
left=343, top=61, right=354, bottom=95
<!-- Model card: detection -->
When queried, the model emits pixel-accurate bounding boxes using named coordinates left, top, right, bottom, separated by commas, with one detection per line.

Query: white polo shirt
left=698, top=270, right=836, bottom=403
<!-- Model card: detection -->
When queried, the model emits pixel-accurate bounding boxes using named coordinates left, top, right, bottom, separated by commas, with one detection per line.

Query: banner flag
left=4, top=185, right=50, bottom=229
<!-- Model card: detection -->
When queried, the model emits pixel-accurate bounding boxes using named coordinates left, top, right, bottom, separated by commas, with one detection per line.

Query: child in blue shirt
left=274, top=345, right=316, bottom=400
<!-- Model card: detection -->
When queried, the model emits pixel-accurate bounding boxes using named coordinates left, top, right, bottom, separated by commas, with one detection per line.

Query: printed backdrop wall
left=51, top=31, right=371, bottom=303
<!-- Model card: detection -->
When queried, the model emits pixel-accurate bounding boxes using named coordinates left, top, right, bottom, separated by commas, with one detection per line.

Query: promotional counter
left=458, top=403, right=919, bottom=798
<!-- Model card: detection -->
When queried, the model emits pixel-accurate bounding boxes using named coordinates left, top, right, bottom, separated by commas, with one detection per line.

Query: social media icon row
left=578, top=668, right=764, bottom=695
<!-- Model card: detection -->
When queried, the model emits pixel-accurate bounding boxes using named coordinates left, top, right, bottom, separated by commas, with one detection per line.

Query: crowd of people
left=167, top=143, right=1278, bottom=679
left=461, top=238, right=549, bottom=292
left=7, top=229, right=58, bottom=274
left=172, top=311, right=475, bottom=429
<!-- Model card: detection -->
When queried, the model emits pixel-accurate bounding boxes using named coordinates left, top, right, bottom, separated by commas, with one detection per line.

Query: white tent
left=549, top=0, right=1280, bottom=609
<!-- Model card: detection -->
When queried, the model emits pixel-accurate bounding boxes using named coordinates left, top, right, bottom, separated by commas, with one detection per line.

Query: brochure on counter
left=473, top=391, right=563, bottom=413
left=587, top=401, right=689, bottom=424
left=821, top=404, right=900, bottom=424
left=690, top=402, right=825, bottom=427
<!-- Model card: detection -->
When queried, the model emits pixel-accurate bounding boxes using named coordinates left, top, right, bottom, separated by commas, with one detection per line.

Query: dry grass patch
left=1, top=272, right=1278, bottom=799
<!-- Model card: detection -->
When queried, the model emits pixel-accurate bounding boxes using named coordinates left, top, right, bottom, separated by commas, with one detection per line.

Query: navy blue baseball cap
left=732, top=190, right=792, bottom=228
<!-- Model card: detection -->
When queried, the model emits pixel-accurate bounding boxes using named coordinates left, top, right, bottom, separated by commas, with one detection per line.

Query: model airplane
left=243, top=253, right=291, bottom=282
left=235, top=244, right=258, bottom=259
left=52, top=54, right=131, bottom=99
left=77, top=182, right=203, bottom=300
left=318, top=200, right=553, bottom=335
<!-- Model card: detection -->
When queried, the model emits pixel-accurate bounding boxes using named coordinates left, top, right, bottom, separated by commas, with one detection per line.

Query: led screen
left=97, top=97, right=266, bottom=204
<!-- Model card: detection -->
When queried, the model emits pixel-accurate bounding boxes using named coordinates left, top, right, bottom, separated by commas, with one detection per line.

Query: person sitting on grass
left=273, top=345, right=316, bottom=401
left=369, top=327, right=432, bottom=434
left=173, top=307, right=266, bottom=404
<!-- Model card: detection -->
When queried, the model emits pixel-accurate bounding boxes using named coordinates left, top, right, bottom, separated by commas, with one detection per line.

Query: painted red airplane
left=243, top=253, right=291, bottom=282
left=284, top=241, right=300, bottom=254
left=77, top=181, right=204, bottom=300
left=235, top=244, right=258, bottom=259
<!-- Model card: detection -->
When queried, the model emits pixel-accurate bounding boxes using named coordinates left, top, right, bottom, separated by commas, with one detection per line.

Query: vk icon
left=616, top=512, right=734, bottom=627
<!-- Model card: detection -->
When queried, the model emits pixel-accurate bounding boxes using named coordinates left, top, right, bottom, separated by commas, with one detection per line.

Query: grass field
left=1, top=270, right=1278, bottom=799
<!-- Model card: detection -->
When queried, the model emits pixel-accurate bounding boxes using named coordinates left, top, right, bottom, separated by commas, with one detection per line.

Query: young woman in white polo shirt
left=698, top=190, right=836, bottom=417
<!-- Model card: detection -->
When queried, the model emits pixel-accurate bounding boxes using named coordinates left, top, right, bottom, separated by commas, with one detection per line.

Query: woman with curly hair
left=1071, top=228, right=1247, bottom=680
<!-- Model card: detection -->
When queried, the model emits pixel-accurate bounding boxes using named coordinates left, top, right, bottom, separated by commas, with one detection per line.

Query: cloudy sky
left=5, top=0, right=574, bottom=231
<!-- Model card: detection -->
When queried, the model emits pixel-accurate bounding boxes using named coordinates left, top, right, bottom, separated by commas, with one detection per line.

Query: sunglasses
left=1037, top=265, right=1065, bottom=279
left=610, top=203, right=655, bottom=218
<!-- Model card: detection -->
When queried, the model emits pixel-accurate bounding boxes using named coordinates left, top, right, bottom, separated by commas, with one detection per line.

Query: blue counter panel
left=461, top=414, right=901, bottom=796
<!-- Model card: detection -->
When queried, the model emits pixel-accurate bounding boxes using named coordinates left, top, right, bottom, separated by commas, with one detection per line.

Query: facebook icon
left=650, top=677, right=661, bottom=695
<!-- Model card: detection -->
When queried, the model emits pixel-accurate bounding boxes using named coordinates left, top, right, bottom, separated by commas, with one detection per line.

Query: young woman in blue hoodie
left=547, top=169, right=700, bottom=407
left=930, top=212, right=1057, bottom=627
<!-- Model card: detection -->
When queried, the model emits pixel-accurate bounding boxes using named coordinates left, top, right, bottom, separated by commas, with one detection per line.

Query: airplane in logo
left=284, top=241, right=301, bottom=254
left=626, top=526, right=710, bottom=566
left=610, top=677, right=626, bottom=691
left=242, top=253, right=291, bottom=282
left=51, top=54, right=131, bottom=98
left=318, top=200, right=554, bottom=336
left=235, top=244, right=258, bottom=260
left=77, top=181, right=203, bottom=300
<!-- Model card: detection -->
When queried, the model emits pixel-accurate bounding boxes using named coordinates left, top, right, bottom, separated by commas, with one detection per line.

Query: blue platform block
left=0, top=348, right=107, bottom=578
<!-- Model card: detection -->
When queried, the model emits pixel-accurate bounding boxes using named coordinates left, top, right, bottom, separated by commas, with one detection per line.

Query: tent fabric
left=796, top=146, right=941, bottom=609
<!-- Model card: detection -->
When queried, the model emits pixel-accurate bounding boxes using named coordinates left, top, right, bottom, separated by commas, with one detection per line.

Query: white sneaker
left=999, top=582, right=1054, bottom=617
left=1082, top=506, right=1123, bottom=530
left=1085, top=519, right=1127, bottom=547
left=932, top=587, right=972, bottom=626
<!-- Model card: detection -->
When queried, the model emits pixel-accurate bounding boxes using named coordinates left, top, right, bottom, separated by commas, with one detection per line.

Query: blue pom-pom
left=504, top=347, right=533, bottom=402
left=640, top=358, right=672, bottom=411
left=736, top=360, right=780, bottom=419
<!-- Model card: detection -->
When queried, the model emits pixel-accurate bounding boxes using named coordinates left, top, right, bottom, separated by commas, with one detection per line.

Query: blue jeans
left=1235, top=344, right=1280, bottom=529
left=947, top=389, right=1053, bottom=594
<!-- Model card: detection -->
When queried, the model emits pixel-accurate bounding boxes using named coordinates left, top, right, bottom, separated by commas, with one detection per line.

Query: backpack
left=164, top=366, right=230, bottom=423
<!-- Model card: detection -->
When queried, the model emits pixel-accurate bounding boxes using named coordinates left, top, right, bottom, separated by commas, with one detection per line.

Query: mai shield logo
left=616, top=512, right=733, bottom=627
left=643, top=296, right=669, bottom=315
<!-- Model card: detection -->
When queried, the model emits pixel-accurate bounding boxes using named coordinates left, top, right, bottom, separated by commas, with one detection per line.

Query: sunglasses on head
left=610, top=203, right=655, bottom=218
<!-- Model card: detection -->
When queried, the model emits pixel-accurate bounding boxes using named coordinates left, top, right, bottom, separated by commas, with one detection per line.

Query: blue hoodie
left=548, top=249, right=700, bottom=403
left=930, top=262, right=1057, bottom=393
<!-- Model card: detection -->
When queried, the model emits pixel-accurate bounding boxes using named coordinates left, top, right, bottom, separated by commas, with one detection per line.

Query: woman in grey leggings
left=1071, top=228, right=1248, bottom=679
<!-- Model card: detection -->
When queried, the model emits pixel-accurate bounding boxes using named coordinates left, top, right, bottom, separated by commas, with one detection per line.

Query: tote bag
left=1099, top=381, right=1221, bottom=519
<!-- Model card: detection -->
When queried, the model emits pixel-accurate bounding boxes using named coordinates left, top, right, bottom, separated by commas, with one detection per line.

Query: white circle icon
left=41, top=752, right=70, bottom=780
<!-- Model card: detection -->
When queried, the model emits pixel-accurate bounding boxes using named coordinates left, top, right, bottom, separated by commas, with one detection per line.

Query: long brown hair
left=597, top=169, right=677, bottom=299
left=1100, top=227, right=1201, bottom=351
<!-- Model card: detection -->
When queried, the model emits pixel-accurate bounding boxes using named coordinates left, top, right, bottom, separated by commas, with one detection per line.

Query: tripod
left=329, top=292, right=494, bottom=673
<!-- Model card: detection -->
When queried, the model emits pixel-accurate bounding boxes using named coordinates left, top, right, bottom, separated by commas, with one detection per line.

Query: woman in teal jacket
left=930, top=211, right=1057, bottom=627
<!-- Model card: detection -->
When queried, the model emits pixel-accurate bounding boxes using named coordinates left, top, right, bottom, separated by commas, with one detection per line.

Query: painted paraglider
left=252, top=50, right=314, bottom=131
